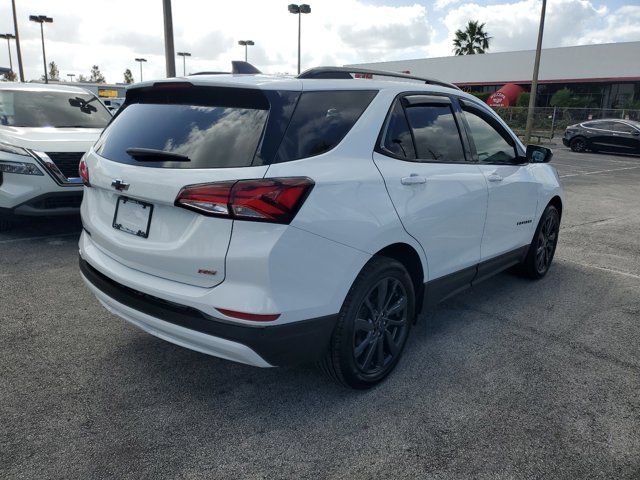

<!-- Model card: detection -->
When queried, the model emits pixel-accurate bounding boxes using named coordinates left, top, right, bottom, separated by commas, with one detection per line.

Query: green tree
left=453, top=21, right=491, bottom=55
left=516, top=92, right=530, bottom=107
left=41, top=61, right=60, bottom=81
left=123, top=68, right=134, bottom=84
left=2, top=70, right=18, bottom=81
left=89, top=65, right=106, bottom=83
left=77, top=74, right=88, bottom=82
left=550, top=88, right=596, bottom=108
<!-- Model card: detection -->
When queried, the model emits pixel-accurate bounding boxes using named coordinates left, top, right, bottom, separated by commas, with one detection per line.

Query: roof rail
left=298, top=66, right=461, bottom=90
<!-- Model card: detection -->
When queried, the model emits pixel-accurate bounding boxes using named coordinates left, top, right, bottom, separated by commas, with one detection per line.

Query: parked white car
left=0, top=82, right=112, bottom=231
left=79, top=67, right=563, bottom=388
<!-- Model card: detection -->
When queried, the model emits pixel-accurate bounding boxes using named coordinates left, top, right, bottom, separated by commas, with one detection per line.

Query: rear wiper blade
left=126, top=147, right=191, bottom=162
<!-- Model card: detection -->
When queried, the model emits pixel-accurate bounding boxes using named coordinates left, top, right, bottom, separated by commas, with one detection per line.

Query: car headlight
left=0, top=141, right=43, bottom=175
left=0, top=160, right=44, bottom=175
left=0, top=141, right=30, bottom=157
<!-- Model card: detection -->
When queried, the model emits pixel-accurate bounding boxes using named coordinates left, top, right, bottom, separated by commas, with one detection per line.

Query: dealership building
left=349, top=41, right=640, bottom=108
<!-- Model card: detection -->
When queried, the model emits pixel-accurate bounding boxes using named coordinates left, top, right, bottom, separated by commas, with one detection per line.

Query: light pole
left=177, top=51, right=191, bottom=76
left=288, top=4, right=311, bottom=75
left=162, top=0, right=176, bottom=77
left=0, top=34, right=16, bottom=73
left=67, top=73, right=75, bottom=82
left=135, top=58, right=147, bottom=82
left=29, top=15, right=53, bottom=84
left=11, top=0, right=24, bottom=82
left=238, top=40, right=254, bottom=62
left=524, top=0, right=546, bottom=144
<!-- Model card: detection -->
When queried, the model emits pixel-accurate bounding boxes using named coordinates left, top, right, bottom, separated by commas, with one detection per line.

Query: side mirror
left=526, top=144, right=553, bottom=163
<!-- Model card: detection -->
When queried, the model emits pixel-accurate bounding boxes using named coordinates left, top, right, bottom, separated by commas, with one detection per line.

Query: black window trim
left=457, top=97, right=526, bottom=165
left=375, top=91, right=474, bottom=165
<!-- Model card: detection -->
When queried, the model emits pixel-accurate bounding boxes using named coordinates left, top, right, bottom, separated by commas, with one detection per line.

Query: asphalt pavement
left=1, top=145, right=639, bottom=479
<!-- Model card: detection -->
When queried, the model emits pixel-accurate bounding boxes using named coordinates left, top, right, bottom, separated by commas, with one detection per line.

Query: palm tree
left=453, top=21, right=492, bottom=55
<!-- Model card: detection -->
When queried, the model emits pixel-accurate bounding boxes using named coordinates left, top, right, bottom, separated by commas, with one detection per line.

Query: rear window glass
left=96, top=87, right=277, bottom=169
left=275, top=90, right=377, bottom=162
left=0, top=90, right=111, bottom=128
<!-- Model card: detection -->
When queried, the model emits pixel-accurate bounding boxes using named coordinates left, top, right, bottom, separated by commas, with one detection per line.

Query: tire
left=569, top=136, right=587, bottom=153
left=0, top=218, right=12, bottom=233
left=319, top=256, right=415, bottom=389
left=519, top=205, right=560, bottom=279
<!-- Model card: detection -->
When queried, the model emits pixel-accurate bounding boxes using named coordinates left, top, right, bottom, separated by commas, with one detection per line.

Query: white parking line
left=559, top=165, right=640, bottom=178
left=558, top=257, right=640, bottom=281
left=0, top=232, right=79, bottom=245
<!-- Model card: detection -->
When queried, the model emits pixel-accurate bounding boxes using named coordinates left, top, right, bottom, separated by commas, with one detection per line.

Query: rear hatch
left=82, top=82, right=300, bottom=288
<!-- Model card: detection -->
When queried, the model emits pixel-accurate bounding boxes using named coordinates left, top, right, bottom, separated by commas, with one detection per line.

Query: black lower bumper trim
left=79, top=257, right=338, bottom=366
left=0, top=191, right=82, bottom=218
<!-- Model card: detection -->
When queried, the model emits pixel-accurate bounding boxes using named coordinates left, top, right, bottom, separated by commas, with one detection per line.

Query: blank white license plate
left=112, top=197, right=153, bottom=238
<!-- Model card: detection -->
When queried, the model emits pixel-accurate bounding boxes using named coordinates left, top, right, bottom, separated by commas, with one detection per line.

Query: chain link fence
left=492, top=107, right=640, bottom=139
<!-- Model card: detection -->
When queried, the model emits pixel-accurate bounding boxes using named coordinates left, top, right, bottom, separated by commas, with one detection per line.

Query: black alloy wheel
left=353, top=277, right=409, bottom=375
left=570, top=137, right=587, bottom=152
left=320, top=257, right=415, bottom=389
left=535, top=210, right=559, bottom=275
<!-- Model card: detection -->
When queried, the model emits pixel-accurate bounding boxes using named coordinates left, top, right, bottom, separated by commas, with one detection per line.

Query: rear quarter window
left=275, top=90, right=377, bottom=162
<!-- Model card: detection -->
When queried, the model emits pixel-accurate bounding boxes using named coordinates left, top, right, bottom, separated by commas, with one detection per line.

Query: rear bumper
left=79, top=257, right=338, bottom=367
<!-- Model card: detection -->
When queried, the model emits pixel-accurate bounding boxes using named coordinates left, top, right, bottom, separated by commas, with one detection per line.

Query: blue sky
left=0, top=0, right=638, bottom=83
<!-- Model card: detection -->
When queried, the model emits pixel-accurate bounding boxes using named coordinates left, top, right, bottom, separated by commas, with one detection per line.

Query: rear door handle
left=487, top=173, right=503, bottom=182
left=401, top=174, right=427, bottom=185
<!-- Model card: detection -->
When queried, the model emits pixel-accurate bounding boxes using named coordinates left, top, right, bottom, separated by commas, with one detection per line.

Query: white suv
left=79, top=67, right=563, bottom=388
left=0, top=83, right=112, bottom=231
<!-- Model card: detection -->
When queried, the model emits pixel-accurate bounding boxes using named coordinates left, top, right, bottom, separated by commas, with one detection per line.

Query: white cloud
left=0, top=0, right=637, bottom=84
left=435, top=0, right=463, bottom=10
left=431, top=0, right=637, bottom=58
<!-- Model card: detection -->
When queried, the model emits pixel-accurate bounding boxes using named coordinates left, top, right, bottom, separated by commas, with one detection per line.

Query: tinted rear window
left=96, top=87, right=282, bottom=169
left=275, top=90, right=377, bottom=162
left=0, top=90, right=111, bottom=128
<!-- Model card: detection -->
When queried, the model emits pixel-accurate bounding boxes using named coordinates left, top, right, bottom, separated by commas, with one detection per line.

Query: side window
left=404, top=104, right=466, bottom=162
left=612, top=122, right=635, bottom=134
left=276, top=90, right=378, bottom=162
left=593, top=121, right=616, bottom=130
left=462, top=108, right=517, bottom=164
left=381, top=101, right=416, bottom=160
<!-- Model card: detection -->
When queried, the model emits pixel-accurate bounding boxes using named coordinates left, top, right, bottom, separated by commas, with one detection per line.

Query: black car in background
left=563, top=119, right=640, bottom=155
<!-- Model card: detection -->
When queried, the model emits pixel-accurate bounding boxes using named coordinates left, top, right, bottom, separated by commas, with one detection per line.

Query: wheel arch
left=373, top=242, right=425, bottom=317
left=548, top=195, right=563, bottom=220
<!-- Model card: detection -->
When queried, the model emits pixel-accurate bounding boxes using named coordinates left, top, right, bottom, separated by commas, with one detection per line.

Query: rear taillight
left=79, top=157, right=90, bottom=186
left=175, top=177, right=314, bottom=224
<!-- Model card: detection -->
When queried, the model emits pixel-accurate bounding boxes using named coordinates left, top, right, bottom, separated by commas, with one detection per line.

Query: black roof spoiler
left=191, top=61, right=262, bottom=76
left=298, top=66, right=461, bottom=90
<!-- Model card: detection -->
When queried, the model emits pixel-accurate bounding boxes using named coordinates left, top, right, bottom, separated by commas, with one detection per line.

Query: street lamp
left=67, top=73, right=75, bottom=82
left=288, top=4, right=310, bottom=75
left=135, top=58, right=147, bottom=82
left=177, top=51, right=191, bottom=76
left=11, top=0, right=25, bottom=82
left=237, top=40, right=254, bottom=62
left=29, top=15, right=53, bottom=83
left=0, top=34, right=16, bottom=74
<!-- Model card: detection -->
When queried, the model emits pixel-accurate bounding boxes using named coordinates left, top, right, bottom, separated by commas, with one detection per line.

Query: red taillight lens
left=175, top=177, right=314, bottom=224
left=78, top=158, right=90, bottom=186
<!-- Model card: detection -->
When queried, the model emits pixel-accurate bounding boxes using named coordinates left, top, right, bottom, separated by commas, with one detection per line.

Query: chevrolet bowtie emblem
left=111, top=179, right=130, bottom=191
